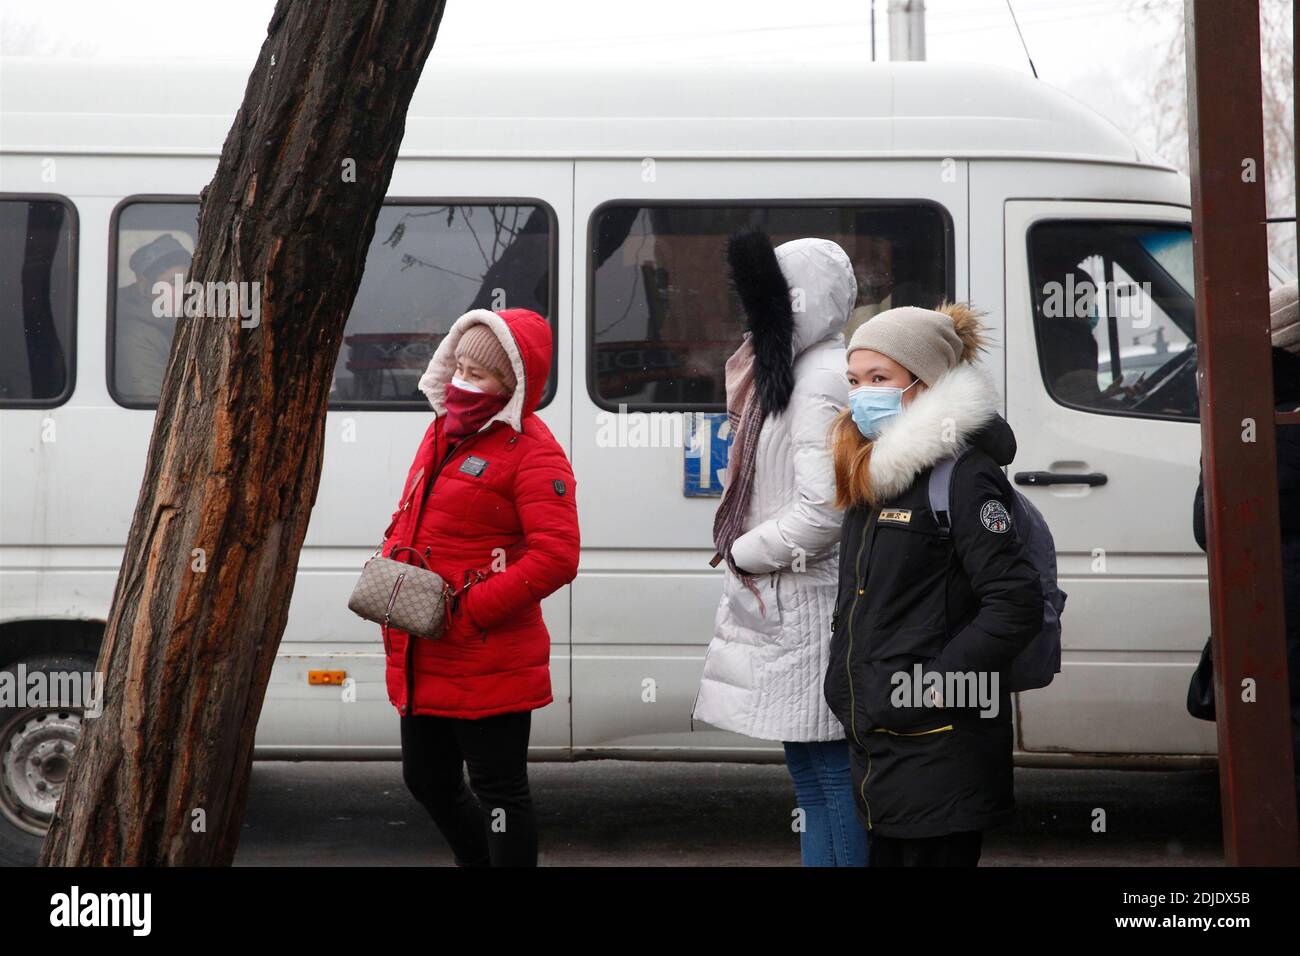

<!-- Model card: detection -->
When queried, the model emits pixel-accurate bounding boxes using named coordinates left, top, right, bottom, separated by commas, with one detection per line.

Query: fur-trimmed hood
left=727, top=229, right=856, bottom=414
left=866, top=361, right=1016, bottom=500
left=417, top=308, right=552, bottom=432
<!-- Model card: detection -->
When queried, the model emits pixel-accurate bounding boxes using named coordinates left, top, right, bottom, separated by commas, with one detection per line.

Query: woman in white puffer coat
left=692, top=229, right=864, bottom=867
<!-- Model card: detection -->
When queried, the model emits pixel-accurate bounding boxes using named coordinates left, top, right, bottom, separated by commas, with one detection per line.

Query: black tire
left=0, top=652, right=97, bottom=867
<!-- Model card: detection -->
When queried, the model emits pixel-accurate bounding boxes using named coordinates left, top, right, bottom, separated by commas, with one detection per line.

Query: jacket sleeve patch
left=553, top=479, right=566, bottom=496
left=979, top=499, right=1012, bottom=534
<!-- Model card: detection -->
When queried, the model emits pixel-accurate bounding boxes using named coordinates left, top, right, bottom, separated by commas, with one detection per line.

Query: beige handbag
left=348, top=546, right=450, bottom=642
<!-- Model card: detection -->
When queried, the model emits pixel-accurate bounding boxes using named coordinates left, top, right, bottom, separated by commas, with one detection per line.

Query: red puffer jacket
left=380, top=308, right=579, bottom=719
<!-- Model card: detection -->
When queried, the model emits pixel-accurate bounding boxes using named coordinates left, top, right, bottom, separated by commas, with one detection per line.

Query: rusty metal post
left=1185, top=0, right=1299, bottom=865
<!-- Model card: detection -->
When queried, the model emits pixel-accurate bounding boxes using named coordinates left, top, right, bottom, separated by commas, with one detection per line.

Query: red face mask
left=443, top=381, right=510, bottom=440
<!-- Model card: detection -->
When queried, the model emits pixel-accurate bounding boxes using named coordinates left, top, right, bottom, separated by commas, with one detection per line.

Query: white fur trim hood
left=866, top=362, right=1000, bottom=500
left=417, top=309, right=529, bottom=432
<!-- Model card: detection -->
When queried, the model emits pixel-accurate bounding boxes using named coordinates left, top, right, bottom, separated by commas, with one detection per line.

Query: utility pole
left=888, top=0, right=926, bottom=61
left=870, top=0, right=877, bottom=62
left=1185, top=0, right=1299, bottom=866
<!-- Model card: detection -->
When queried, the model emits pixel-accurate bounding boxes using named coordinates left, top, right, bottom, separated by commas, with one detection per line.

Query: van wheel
left=0, top=654, right=94, bottom=866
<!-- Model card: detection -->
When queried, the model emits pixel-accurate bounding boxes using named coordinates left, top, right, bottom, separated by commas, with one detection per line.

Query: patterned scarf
left=711, top=334, right=768, bottom=609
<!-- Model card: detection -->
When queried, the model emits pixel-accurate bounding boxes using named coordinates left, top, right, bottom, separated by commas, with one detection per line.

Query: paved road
left=233, top=760, right=1224, bottom=866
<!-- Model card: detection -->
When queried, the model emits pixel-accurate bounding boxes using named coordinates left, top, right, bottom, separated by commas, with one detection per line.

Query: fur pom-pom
left=727, top=226, right=795, bottom=414
left=936, top=300, right=991, bottom=364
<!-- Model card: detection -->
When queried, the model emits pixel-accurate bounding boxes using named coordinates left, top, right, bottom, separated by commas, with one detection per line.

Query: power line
left=1005, top=0, right=1039, bottom=77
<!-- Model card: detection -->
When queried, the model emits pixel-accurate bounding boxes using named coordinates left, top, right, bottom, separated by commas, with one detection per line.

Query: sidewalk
left=233, top=761, right=1223, bottom=866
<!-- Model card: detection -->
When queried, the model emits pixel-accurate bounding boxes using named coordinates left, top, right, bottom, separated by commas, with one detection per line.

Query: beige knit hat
left=846, top=305, right=975, bottom=386
left=1270, top=282, right=1300, bottom=354
left=455, top=322, right=517, bottom=391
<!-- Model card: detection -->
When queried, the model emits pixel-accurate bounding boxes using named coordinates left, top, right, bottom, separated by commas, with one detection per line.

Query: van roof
left=1, top=56, right=1158, bottom=166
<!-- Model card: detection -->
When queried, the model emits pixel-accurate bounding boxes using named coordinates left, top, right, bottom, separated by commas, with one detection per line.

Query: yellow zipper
left=847, top=508, right=874, bottom=831
left=860, top=749, right=872, bottom=831
left=844, top=509, right=873, bottom=749
left=872, top=724, right=954, bottom=735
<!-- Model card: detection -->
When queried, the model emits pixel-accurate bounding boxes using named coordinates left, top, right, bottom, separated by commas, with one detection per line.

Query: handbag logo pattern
left=348, top=548, right=448, bottom=639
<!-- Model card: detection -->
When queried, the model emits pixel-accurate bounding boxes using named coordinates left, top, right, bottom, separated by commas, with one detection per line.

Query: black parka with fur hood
left=823, top=359, right=1044, bottom=839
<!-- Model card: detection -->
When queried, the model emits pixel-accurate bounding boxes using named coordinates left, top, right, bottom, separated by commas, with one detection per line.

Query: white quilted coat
left=692, top=238, right=854, bottom=742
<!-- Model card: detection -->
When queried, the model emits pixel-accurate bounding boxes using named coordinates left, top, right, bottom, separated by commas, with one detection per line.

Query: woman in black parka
left=822, top=302, right=1045, bottom=866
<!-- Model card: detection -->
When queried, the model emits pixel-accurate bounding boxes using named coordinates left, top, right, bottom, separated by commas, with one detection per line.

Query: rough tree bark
left=40, top=0, right=448, bottom=865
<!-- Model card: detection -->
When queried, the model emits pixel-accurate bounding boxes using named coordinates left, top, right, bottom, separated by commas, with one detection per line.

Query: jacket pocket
left=721, top=570, right=782, bottom=639
left=852, top=651, right=954, bottom=735
left=444, top=581, right=489, bottom=643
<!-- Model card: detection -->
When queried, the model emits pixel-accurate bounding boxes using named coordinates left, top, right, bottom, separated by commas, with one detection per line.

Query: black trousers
left=399, top=710, right=536, bottom=867
left=868, top=830, right=984, bottom=867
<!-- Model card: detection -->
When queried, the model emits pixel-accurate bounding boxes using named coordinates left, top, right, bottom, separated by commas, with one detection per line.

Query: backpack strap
left=927, top=453, right=965, bottom=539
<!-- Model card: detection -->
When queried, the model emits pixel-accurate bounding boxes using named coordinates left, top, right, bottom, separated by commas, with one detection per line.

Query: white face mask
left=451, top=374, right=484, bottom=394
left=848, top=377, right=920, bottom=439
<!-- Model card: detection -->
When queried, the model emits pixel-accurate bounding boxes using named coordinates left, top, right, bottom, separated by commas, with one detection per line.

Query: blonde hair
left=832, top=301, right=990, bottom=510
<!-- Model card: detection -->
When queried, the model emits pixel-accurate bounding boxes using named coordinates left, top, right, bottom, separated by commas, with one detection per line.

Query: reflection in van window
left=1029, top=221, right=1198, bottom=421
left=0, top=198, right=75, bottom=405
left=110, top=201, right=553, bottom=408
left=338, top=203, right=552, bottom=405
left=590, top=203, right=949, bottom=408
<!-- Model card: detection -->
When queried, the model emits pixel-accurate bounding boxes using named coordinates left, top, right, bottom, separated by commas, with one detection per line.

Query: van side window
left=589, top=203, right=951, bottom=410
left=109, top=199, right=556, bottom=409
left=1028, top=221, right=1197, bottom=421
left=110, top=201, right=197, bottom=406
left=0, top=197, right=76, bottom=407
left=337, top=202, right=556, bottom=407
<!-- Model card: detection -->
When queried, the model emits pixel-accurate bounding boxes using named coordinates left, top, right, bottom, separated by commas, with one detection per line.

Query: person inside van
left=693, top=228, right=867, bottom=867
left=379, top=307, right=580, bottom=867
left=1033, top=247, right=1148, bottom=410
left=823, top=303, right=1045, bottom=866
left=115, top=233, right=191, bottom=400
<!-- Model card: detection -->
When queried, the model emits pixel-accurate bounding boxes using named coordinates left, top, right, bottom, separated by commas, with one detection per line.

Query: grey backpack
left=928, top=454, right=1066, bottom=692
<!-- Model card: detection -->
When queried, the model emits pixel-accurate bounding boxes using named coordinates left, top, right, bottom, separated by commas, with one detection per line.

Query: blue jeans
left=783, top=739, right=869, bottom=867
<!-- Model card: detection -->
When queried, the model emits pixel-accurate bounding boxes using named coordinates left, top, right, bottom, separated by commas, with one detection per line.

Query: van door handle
left=1014, top=471, right=1108, bottom=487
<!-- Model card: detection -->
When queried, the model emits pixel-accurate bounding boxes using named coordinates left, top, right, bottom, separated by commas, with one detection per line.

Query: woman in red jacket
left=380, top=307, right=579, bottom=867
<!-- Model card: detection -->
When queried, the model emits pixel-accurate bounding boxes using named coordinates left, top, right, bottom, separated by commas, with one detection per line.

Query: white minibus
left=1, top=55, right=1292, bottom=859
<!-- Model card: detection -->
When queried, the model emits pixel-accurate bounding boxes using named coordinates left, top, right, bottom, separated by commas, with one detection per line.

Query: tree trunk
left=40, top=0, right=447, bottom=866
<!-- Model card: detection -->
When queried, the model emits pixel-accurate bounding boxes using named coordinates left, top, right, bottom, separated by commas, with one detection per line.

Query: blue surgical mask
left=848, top=378, right=920, bottom=439
left=450, top=374, right=484, bottom=394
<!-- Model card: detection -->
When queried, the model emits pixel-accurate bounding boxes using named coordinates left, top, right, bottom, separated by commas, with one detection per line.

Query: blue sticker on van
left=683, top=412, right=734, bottom=498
